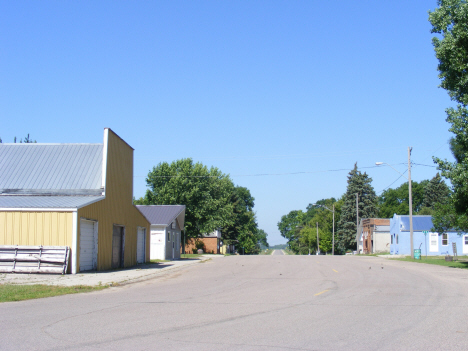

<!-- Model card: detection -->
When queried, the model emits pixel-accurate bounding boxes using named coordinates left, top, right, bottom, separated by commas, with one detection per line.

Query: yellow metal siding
left=77, top=130, right=150, bottom=271
left=0, top=211, right=73, bottom=247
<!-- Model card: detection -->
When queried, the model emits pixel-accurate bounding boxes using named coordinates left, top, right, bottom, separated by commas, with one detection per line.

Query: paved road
left=272, top=249, right=284, bottom=255
left=2, top=255, right=468, bottom=350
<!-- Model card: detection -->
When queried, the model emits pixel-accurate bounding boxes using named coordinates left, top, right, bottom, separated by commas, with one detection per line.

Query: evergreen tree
left=336, top=164, right=378, bottom=253
left=422, top=173, right=450, bottom=210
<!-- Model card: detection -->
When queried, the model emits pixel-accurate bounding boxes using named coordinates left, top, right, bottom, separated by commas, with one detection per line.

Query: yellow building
left=0, top=128, right=150, bottom=273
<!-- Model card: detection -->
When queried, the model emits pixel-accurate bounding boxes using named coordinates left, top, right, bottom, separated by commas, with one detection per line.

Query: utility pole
left=316, top=222, right=319, bottom=254
left=356, top=193, right=359, bottom=253
left=409, top=147, right=414, bottom=259
left=332, top=203, right=335, bottom=256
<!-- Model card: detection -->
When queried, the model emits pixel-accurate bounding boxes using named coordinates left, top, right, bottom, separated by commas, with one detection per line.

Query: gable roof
left=136, top=205, right=185, bottom=228
left=0, top=143, right=103, bottom=195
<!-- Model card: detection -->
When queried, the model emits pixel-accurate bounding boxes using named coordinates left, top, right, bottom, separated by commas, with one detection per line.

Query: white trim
left=101, top=128, right=109, bottom=195
left=0, top=208, right=76, bottom=212
left=72, top=211, right=78, bottom=274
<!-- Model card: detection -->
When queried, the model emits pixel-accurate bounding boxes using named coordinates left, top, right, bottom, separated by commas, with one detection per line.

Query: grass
left=260, top=249, right=273, bottom=255
left=149, top=259, right=169, bottom=263
left=0, top=284, right=107, bottom=303
left=391, top=255, right=468, bottom=269
left=180, top=253, right=201, bottom=259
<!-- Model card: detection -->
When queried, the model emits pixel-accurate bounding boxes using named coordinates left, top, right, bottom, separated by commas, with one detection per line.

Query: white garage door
left=80, top=219, right=98, bottom=272
left=137, top=227, right=146, bottom=264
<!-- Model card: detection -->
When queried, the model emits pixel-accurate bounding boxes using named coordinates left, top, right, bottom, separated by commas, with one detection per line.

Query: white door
left=463, top=235, right=468, bottom=254
left=429, top=232, right=439, bottom=252
left=137, top=228, right=146, bottom=264
left=150, top=232, right=165, bottom=260
left=80, top=219, right=98, bottom=271
left=172, top=232, right=175, bottom=259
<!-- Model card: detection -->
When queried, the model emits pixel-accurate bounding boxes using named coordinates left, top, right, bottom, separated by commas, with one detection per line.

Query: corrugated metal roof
left=0, top=144, right=103, bottom=193
left=136, top=205, right=185, bottom=226
left=0, top=195, right=104, bottom=208
left=399, top=215, right=433, bottom=231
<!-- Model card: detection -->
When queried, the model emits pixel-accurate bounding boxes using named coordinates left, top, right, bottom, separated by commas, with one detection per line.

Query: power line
left=134, top=163, right=407, bottom=178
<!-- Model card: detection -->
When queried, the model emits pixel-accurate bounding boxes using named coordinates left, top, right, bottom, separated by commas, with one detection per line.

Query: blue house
left=390, top=214, right=468, bottom=256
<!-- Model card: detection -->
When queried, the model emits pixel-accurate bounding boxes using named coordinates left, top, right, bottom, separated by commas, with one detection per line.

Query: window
left=396, top=234, right=399, bottom=245
left=171, top=221, right=176, bottom=229
left=391, top=235, right=393, bottom=244
left=442, top=233, right=448, bottom=246
left=167, top=231, right=170, bottom=242
left=465, top=236, right=468, bottom=245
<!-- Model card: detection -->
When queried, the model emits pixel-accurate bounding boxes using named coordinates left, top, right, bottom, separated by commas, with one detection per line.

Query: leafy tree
left=429, top=1, right=468, bottom=106
left=256, top=229, right=269, bottom=249
left=222, top=186, right=256, bottom=243
left=377, top=180, right=429, bottom=218
left=429, top=1, right=468, bottom=231
left=300, top=197, right=341, bottom=254
left=336, top=164, right=378, bottom=253
left=277, top=210, right=304, bottom=252
left=222, top=186, right=266, bottom=254
left=136, top=158, right=235, bottom=238
left=303, top=197, right=337, bottom=224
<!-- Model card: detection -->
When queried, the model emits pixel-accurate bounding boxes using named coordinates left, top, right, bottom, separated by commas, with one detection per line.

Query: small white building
left=136, top=205, right=185, bottom=260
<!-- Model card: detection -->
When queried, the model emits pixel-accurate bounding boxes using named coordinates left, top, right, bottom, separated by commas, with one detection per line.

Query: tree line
left=134, top=158, right=268, bottom=254
left=277, top=165, right=450, bottom=255
left=280, top=0, right=468, bottom=255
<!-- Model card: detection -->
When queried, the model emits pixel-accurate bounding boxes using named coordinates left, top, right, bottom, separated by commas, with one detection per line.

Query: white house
left=136, top=205, right=185, bottom=260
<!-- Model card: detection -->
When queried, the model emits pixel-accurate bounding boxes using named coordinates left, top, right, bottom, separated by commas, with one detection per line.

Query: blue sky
left=1, top=1, right=455, bottom=245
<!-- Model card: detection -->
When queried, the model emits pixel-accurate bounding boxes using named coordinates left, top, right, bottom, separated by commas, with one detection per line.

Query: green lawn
left=180, top=254, right=202, bottom=259
left=391, top=255, right=468, bottom=269
left=0, top=284, right=106, bottom=303
left=260, top=249, right=273, bottom=255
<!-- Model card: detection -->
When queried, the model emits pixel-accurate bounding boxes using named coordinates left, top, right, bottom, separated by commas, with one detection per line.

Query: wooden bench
left=0, top=245, right=69, bottom=274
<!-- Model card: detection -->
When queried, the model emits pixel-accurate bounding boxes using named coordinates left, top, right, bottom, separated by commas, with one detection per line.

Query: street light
left=376, top=147, right=414, bottom=258
left=312, top=203, right=335, bottom=255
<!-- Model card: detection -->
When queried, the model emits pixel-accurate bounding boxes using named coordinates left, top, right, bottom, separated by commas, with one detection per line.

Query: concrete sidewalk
left=0, top=255, right=224, bottom=287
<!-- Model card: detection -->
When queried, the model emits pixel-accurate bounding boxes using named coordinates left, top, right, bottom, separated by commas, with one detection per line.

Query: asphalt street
left=1, top=255, right=468, bottom=351
left=272, top=249, right=284, bottom=255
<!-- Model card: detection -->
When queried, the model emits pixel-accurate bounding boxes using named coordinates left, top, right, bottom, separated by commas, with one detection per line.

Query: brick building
left=183, top=229, right=221, bottom=254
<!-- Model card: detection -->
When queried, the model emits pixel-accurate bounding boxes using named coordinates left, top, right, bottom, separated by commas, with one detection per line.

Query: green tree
left=136, top=158, right=235, bottom=238
left=336, top=164, right=378, bottom=253
left=277, top=210, right=304, bottom=253
left=256, top=229, right=269, bottom=249
left=222, top=186, right=257, bottom=243
left=301, top=197, right=341, bottom=254
left=377, top=180, right=429, bottom=218
left=429, top=1, right=468, bottom=231
left=429, top=1, right=468, bottom=107
left=421, top=173, right=450, bottom=211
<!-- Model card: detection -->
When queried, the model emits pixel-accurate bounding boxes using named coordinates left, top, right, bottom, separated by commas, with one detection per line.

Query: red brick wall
left=182, top=237, right=219, bottom=254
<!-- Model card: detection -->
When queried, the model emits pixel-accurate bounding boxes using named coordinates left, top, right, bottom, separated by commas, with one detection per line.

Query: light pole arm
left=313, top=204, right=334, bottom=213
